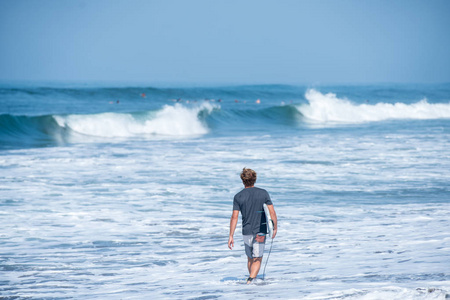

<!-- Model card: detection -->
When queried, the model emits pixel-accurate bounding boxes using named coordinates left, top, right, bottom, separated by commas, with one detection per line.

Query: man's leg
left=246, top=256, right=262, bottom=284
left=249, top=257, right=262, bottom=278
left=244, top=234, right=265, bottom=283
left=248, top=235, right=265, bottom=279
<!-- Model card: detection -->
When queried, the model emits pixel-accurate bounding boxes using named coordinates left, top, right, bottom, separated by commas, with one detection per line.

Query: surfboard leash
left=262, top=236, right=274, bottom=281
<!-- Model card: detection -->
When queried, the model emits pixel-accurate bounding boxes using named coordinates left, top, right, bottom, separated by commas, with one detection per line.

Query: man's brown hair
left=240, top=168, right=257, bottom=187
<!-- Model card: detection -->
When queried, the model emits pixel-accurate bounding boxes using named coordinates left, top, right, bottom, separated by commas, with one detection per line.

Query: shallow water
left=1, top=84, right=449, bottom=299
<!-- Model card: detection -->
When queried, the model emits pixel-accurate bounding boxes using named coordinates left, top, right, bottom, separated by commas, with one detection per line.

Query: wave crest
left=53, top=103, right=215, bottom=138
left=297, top=89, right=450, bottom=124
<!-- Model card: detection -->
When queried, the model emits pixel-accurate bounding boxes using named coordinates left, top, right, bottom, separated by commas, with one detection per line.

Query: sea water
left=0, top=83, right=449, bottom=299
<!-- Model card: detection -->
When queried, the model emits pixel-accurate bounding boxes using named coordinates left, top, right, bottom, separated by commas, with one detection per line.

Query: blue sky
left=1, top=0, right=449, bottom=85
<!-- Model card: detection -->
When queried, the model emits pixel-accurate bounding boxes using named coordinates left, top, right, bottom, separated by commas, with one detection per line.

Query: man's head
left=240, top=168, right=257, bottom=187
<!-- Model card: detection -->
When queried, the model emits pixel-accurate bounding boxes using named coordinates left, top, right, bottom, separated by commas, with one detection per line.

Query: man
left=228, top=168, right=278, bottom=284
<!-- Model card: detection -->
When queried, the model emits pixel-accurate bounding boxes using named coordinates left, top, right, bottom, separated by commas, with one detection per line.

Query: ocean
left=1, top=83, right=449, bottom=299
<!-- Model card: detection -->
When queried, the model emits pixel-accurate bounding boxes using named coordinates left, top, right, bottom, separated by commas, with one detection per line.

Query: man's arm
left=267, top=204, right=278, bottom=239
left=228, top=210, right=239, bottom=249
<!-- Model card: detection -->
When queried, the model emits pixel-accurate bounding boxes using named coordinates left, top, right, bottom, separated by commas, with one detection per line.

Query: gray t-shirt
left=233, top=187, right=273, bottom=235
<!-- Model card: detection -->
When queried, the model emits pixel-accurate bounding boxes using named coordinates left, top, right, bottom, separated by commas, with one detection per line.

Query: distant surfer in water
left=228, top=168, right=278, bottom=284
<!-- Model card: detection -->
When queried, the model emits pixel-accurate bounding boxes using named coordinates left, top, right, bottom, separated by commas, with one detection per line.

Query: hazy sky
left=1, top=0, right=449, bottom=85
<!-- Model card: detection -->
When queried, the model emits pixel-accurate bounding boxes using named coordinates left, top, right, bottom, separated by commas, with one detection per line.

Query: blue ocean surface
left=0, top=83, right=449, bottom=299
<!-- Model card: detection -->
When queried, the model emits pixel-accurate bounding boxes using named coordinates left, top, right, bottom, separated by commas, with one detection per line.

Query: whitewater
left=1, top=84, right=449, bottom=299
left=300, top=89, right=450, bottom=124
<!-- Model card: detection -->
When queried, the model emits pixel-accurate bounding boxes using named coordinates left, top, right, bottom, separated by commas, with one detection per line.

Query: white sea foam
left=2, top=101, right=450, bottom=298
left=2, top=127, right=450, bottom=298
left=53, top=103, right=215, bottom=138
left=298, top=89, right=450, bottom=124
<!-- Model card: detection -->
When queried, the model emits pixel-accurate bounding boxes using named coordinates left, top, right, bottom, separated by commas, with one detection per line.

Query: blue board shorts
left=243, top=234, right=266, bottom=258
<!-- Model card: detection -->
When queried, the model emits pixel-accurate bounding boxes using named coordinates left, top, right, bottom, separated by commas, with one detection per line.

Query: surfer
left=228, top=168, right=278, bottom=284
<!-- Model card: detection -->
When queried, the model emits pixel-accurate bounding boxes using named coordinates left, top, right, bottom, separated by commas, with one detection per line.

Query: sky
left=0, top=0, right=449, bottom=85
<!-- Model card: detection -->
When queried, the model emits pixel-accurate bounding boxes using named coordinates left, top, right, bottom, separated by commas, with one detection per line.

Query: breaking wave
left=2, top=88, right=450, bottom=149
left=297, top=89, right=450, bottom=124
left=53, top=103, right=214, bottom=138
left=0, top=103, right=216, bottom=149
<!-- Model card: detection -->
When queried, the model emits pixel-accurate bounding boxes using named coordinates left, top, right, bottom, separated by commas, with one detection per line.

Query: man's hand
left=228, top=210, right=239, bottom=250
left=267, top=204, right=277, bottom=240
left=228, top=236, right=234, bottom=249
